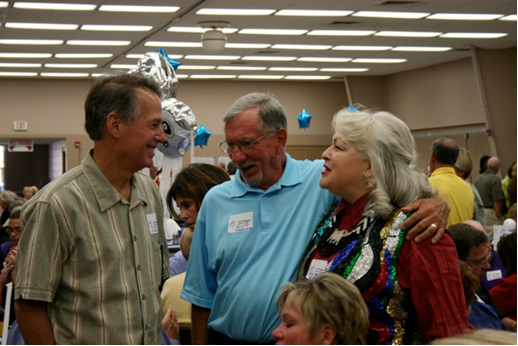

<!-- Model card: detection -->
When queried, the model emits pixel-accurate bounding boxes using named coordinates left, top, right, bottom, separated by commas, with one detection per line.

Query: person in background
left=501, top=162, right=515, bottom=211
left=459, top=261, right=481, bottom=317
left=479, top=155, right=491, bottom=174
left=507, top=163, right=517, bottom=207
left=165, top=164, right=230, bottom=277
left=15, top=72, right=170, bottom=344
left=475, top=156, right=504, bottom=237
left=22, top=186, right=38, bottom=201
left=454, top=148, right=486, bottom=227
left=182, top=93, right=449, bottom=344
left=428, top=138, right=474, bottom=227
left=432, top=329, right=517, bottom=345
left=298, top=108, right=469, bottom=343
left=490, top=232, right=517, bottom=321
left=226, top=161, right=237, bottom=179
left=272, top=272, right=369, bottom=345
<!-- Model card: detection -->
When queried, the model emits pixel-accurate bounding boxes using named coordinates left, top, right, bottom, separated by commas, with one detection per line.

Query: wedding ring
left=430, top=223, right=437, bottom=229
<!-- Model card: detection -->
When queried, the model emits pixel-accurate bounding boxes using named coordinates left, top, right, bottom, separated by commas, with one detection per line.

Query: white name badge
left=306, top=259, right=328, bottom=280
left=147, top=213, right=159, bottom=234
left=486, top=269, right=503, bottom=281
left=228, top=212, right=254, bottom=233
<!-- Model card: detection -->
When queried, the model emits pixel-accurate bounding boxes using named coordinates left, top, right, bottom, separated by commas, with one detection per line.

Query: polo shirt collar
left=82, top=150, right=147, bottom=211
left=430, top=166, right=456, bottom=176
left=230, top=153, right=302, bottom=197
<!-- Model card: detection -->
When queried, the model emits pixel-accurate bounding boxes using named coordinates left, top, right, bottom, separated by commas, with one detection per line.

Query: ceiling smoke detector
left=198, top=21, right=230, bottom=53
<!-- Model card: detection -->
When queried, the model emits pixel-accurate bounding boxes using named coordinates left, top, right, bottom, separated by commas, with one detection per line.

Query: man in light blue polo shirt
left=181, top=93, right=449, bottom=344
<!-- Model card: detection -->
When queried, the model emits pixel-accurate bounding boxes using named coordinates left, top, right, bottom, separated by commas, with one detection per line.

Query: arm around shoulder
left=14, top=298, right=55, bottom=345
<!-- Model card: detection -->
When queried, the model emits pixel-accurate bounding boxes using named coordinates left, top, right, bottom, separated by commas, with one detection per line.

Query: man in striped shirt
left=14, top=73, right=170, bottom=344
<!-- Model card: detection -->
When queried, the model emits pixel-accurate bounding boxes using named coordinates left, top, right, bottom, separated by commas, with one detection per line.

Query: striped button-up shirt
left=16, top=151, right=169, bottom=344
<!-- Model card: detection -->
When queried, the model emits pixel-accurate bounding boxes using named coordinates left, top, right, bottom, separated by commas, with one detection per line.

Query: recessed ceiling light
left=0, top=39, right=64, bottom=45
left=126, top=54, right=183, bottom=60
left=269, top=67, right=318, bottom=72
left=189, top=75, right=236, bottom=79
left=0, top=62, right=42, bottom=68
left=298, top=57, right=352, bottom=63
left=13, top=2, right=96, bottom=10
left=217, top=66, right=267, bottom=71
left=167, top=27, right=238, bottom=34
left=353, top=58, right=406, bottom=63
left=352, top=11, right=429, bottom=19
left=0, top=72, right=38, bottom=76
left=0, top=53, right=52, bottom=58
left=184, top=55, right=240, bottom=60
left=55, top=53, right=113, bottom=58
left=375, top=31, right=442, bottom=37
left=5, top=22, right=79, bottom=30
left=272, top=44, right=332, bottom=50
left=238, top=75, right=284, bottom=79
left=440, top=32, right=508, bottom=38
left=320, top=68, right=369, bottom=72
left=196, top=9, right=275, bottom=16
left=238, top=29, right=307, bottom=35
left=45, top=63, right=97, bottom=68
left=99, top=5, right=179, bottom=13
left=275, top=10, right=353, bottom=16
left=500, top=15, right=517, bottom=21
left=285, top=75, right=332, bottom=80
left=308, top=30, right=375, bottom=36
left=67, top=40, right=131, bottom=46
left=0, top=2, right=8, bottom=8
left=225, top=43, right=271, bottom=49
left=81, top=25, right=153, bottom=32
left=145, top=41, right=202, bottom=48
left=177, top=65, right=216, bottom=70
left=176, top=74, right=189, bottom=79
left=242, top=56, right=297, bottom=61
left=427, top=13, right=504, bottom=20
left=332, top=46, right=392, bottom=51
left=392, top=46, right=452, bottom=52
left=110, top=64, right=137, bottom=69
left=41, top=72, right=90, bottom=77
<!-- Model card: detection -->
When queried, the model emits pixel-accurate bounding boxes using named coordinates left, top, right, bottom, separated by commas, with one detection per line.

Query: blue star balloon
left=297, top=109, right=312, bottom=129
left=194, top=124, right=212, bottom=148
left=346, top=104, right=360, bottom=113
left=158, top=47, right=181, bottom=70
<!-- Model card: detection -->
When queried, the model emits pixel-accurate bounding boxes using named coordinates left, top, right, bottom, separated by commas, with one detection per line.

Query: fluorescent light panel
left=333, top=46, right=391, bottom=51
left=67, top=40, right=130, bottom=46
left=126, top=54, right=183, bottom=59
left=0, top=53, right=52, bottom=58
left=167, top=27, right=238, bottom=34
left=269, top=67, right=318, bottom=72
left=189, top=75, right=236, bottom=79
left=0, top=39, right=63, bottom=45
left=285, top=76, right=331, bottom=80
left=41, top=72, right=90, bottom=77
left=110, top=64, right=137, bottom=69
left=298, top=57, right=352, bottom=63
left=196, top=9, right=275, bottom=16
left=500, top=15, right=517, bottom=21
left=320, top=68, right=368, bottom=72
left=145, top=41, right=202, bottom=48
left=353, top=58, right=406, bottom=63
left=5, top=22, right=79, bottom=30
left=226, top=43, right=271, bottom=49
left=353, top=11, right=429, bottom=19
left=271, top=44, right=332, bottom=50
left=0, top=72, right=38, bottom=76
left=99, top=5, right=179, bottom=13
left=0, top=62, right=42, bottom=67
left=55, top=53, right=113, bottom=58
left=242, top=56, right=297, bottom=61
left=392, top=46, right=452, bottom=52
left=238, top=75, right=284, bottom=79
left=275, top=10, right=353, bottom=16
left=440, top=32, right=508, bottom=38
left=45, top=63, right=97, bottom=68
left=308, top=30, right=375, bottom=36
left=239, top=29, right=307, bottom=35
left=217, top=66, right=267, bottom=71
left=184, top=55, right=240, bottom=60
left=13, top=2, right=96, bottom=10
left=81, top=25, right=153, bottom=32
left=427, top=13, right=503, bottom=20
left=376, top=31, right=442, bottom=37
left=177, top=65, right=216, bottom=70
left=0, top=2, right=8, bottom=8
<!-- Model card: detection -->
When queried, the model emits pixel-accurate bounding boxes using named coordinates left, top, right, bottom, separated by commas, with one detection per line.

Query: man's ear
left=318, top=324, right=336, bottom=345
left=106, top=112, right=124, bottom=139
left=275, top=128, right=288, bottom=153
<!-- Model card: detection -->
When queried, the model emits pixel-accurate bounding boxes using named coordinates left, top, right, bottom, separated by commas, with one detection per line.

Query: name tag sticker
left=306, top=259, right=328, bottom=280
left=228, top=212, right=254, bottom=233
left=486, top=269, right=503, bottom=281
left=147, top=213, right=159, bottom=234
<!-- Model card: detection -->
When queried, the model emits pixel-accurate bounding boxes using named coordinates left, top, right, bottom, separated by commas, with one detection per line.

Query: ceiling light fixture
left=198, top=21, right=230, bottom=53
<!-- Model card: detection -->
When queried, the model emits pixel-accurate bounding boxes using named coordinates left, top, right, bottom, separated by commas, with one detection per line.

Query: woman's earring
left=366, top=180, right=375, bottom=188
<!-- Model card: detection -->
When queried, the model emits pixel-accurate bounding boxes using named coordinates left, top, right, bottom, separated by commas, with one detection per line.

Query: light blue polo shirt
left=181, top=154, right=338, bottom=343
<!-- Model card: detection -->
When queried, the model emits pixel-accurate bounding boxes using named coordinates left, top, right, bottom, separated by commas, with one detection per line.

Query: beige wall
left=0, top=48, right=515, bottom=185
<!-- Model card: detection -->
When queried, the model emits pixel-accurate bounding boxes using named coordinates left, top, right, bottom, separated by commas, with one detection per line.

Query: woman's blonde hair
left=277, top=273, right=369, bottom=344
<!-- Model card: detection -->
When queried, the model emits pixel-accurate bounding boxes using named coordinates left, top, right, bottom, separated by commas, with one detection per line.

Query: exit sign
left=14, top=121, right=28, bottom=131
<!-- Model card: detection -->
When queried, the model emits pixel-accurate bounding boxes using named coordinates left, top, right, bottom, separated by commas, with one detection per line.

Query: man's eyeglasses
left=5, top=226, right=22, bottom=235
left=467, top=249, right=492, bottom=267
left=219, top=131, right=275, bottom=155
